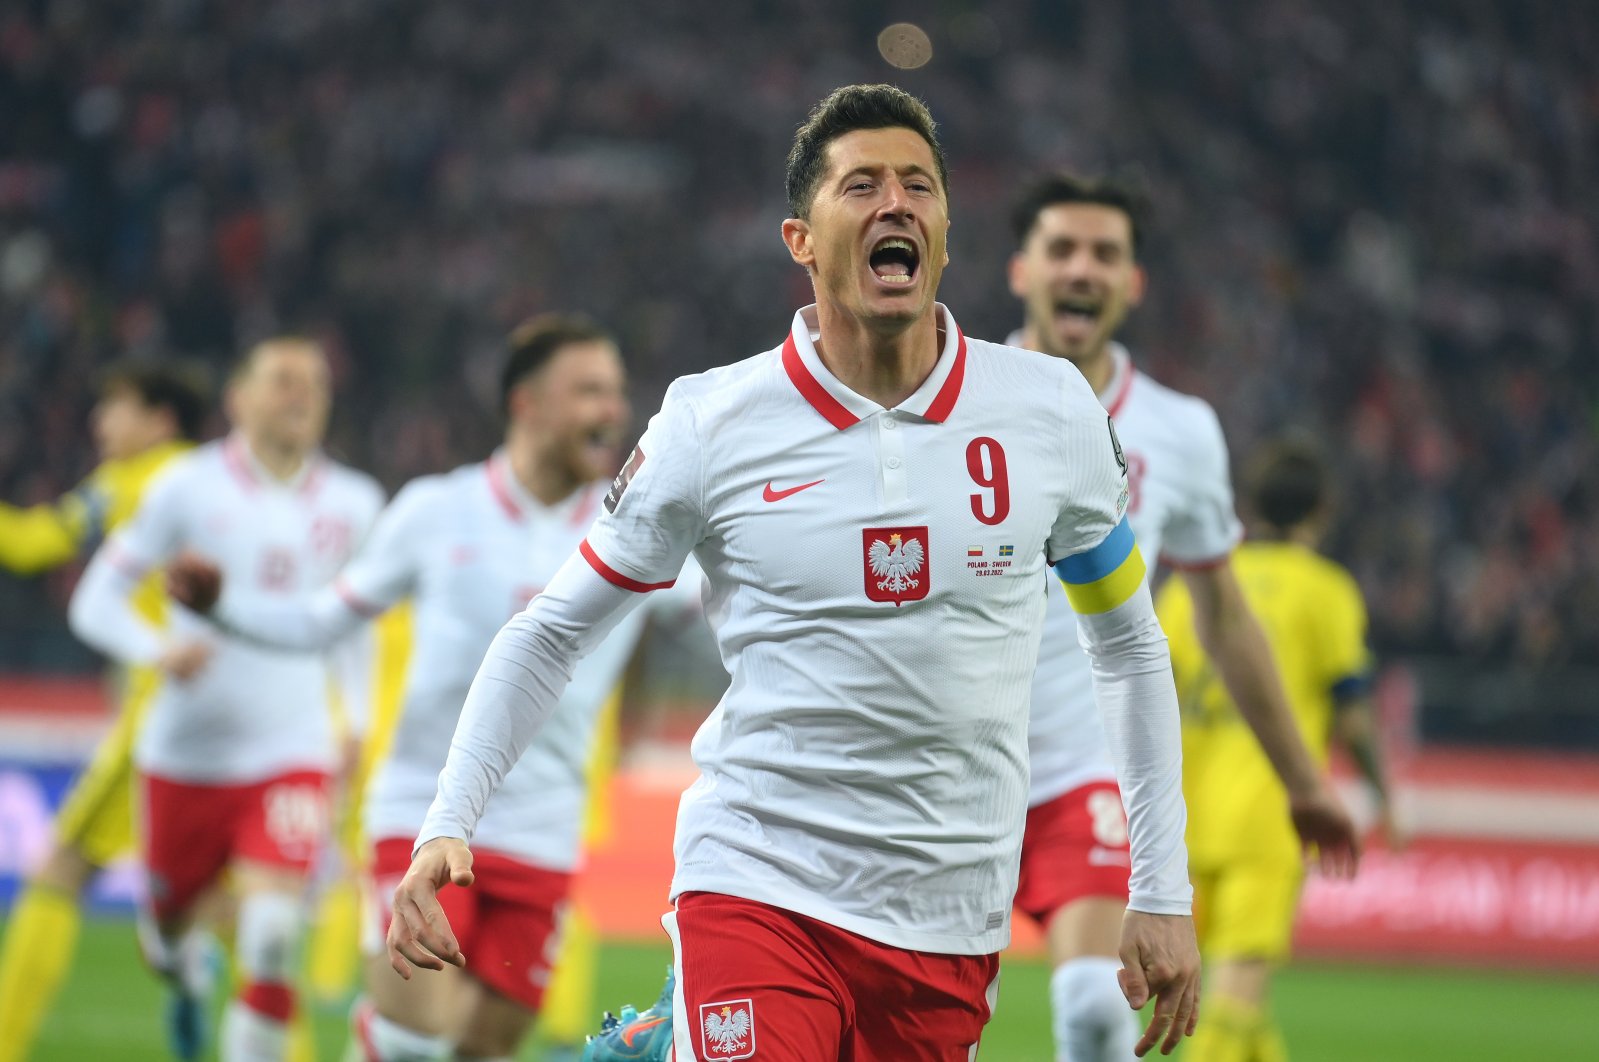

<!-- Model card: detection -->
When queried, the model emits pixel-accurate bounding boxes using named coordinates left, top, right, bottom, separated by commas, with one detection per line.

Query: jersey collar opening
left=782, top=303, right=967, bottom=429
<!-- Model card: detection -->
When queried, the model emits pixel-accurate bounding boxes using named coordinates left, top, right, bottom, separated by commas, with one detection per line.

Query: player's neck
left=242, top=434, right=309, bottom=481
left=813, top=302, right=942, bottom=410
left=1020, top=324, right=1117, bottom=396
left=504, top=439, right=582, bottom=508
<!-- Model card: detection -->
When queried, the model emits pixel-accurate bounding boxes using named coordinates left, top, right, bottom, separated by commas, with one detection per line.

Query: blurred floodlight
left=878, top=22, right=933, bottom=70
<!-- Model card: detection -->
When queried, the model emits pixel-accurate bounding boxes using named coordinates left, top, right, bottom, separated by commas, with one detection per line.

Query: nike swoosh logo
left=763, top=478, right=825, bottom=502
left=622, top=1015, right=670, bottom=1047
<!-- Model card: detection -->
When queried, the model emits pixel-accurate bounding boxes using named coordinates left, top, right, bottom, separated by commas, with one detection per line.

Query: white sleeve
left=211, top=478, right=430, bottom=650
left=1076, top=579, right=1192, bottom=915
left=1046, top=373, right=1131, bottom=565
left=582, top=381, right=707, bottom=588
left=415, top=552, right=651, bottom=850
left=69, top=547, right=170, bottom=665
left=67, top=464, right=192, bottom=665
left=1160, top=401, right=1243, bottom=568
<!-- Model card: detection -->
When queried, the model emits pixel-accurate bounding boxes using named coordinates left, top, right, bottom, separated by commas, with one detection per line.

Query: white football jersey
left=106, top=436, right=383, bottom=783
left=334, top=454, right=702, bottom=869
left=578, top=305, right=1130, bottom=955
left=1026, top=342, right=1244, bottom=806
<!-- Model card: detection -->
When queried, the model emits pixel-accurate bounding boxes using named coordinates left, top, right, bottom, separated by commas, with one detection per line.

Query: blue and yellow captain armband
left=1054, top=516, right=1147, bottom=614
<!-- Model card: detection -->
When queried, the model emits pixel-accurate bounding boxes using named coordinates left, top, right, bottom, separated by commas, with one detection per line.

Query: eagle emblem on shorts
left=862, top=526, right=931, bottom=605
left=700, top=999, right=756, bottom=1058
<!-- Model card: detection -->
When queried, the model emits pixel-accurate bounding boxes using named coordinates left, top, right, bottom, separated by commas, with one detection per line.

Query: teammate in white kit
left=169, top=316, right=705, bottom=1061
left=69, top=338, right=383, bottom=1061
left=1004, top=173, right=1360, bottom=1062
left=391, top=85, right=1200, bottom=1061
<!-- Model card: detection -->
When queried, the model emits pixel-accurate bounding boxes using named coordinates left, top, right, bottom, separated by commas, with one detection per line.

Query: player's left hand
left=386, top=836, right=474, bottom=978
left=1117, top=910, right=1201, bottom=1056
left=1289, top=780, right=1361, bottom=879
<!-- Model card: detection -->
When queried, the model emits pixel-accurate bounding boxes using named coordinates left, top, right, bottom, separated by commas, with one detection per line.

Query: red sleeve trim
left=334, top=578, right=387, bottom=619
left=579, top=539, right=676, bottom=593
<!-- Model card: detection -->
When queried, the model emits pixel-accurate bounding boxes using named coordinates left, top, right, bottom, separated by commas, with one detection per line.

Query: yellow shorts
left=1190, top=858, right=1304, bottom=962
left=53, top=671, right=155, bottom=868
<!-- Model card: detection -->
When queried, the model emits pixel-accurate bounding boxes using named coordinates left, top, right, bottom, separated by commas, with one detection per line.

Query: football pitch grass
left=22, top=918, right=1595, bottom=1061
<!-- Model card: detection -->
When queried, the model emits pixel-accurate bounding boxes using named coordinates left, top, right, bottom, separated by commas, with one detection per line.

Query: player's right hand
left=156, top=639, right=213, bottom=681
left=1118, top=910, right=1201, bottom=1056
left=386, top=836, right=474, bottom=979
left=1289, top=780, right=1361, bottom=879
left=165, top=551, right=224, bottom=613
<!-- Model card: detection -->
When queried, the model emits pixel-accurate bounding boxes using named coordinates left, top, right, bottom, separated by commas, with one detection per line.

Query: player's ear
left=781, top=218, right=815, bottom=271
left=1128, top=264, right=1148, bottom=307
left=1006, top=251, right=1028, bottom=300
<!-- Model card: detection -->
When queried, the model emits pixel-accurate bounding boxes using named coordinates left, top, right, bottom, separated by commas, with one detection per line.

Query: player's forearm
left=0, top=503, right=79, bottom=575
left=1192, top=591, right=1322, bottom=797
left=1076, top=581, right=1193, bottom=916
left=68, top=548, right=167, bottom=665
left=213, top=586, right=366, bottom=651
left=327, top=620, right=376, bottom=739
left=1335, top=700, right=1391, bottom=804
left=416, top=553, right=646, bottom=851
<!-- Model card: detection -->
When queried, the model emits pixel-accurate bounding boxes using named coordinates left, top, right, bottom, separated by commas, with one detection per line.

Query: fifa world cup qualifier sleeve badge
left=604, top=445, right=645, bottom=514
left=1107, top=415, right=1127, bottom=476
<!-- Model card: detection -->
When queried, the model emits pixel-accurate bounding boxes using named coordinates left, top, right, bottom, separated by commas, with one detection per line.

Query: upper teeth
left=878, top=238, right=915, bottom=254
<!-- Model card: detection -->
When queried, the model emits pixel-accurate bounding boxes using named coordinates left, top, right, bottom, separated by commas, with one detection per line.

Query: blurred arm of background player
left=71, top=541, right=213, bottom=681
left=1332, top=691, right=1403, bottom=850
left=1180, top=562, right=1361, bottom=876
left=0, top=495, right=93, bottom=574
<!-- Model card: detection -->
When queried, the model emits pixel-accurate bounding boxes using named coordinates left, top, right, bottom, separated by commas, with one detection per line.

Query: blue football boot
left=581, top=968, right=676, bottom=1061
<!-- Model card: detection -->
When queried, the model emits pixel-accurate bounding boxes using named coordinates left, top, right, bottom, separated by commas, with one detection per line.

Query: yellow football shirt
left=1157, top=541, right=1370, bottom=869
left=0, top=439, right=192, bottom=585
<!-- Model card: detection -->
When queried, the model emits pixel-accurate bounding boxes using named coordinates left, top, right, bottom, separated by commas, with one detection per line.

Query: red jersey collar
left=486, top=449, right=605, bottom=526
left=223, top=433, right=324, bottom=496
left=782, top=303, right=967, bottom=430
left=1099, top=343, right=1136, bottom=418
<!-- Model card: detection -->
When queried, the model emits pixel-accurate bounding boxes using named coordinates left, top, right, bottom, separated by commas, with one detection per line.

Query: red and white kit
left=419, top=306, right=1191, bottom=1059
left=1017, top=340, right=1244, bottom=918
left=211, top=454, right=701, bottom=1005
left=71, top=435, right=382, bottom=911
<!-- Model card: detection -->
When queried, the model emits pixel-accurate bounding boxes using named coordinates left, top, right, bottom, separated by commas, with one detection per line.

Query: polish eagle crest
left=868, top=531, right=925, bottom=595
left=703, top=1003, right=753, bottom=1055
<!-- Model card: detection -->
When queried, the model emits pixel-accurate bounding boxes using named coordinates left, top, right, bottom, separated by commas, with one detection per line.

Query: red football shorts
left=665, top=891, right=999, bottom=1062
left=367, top=837, right=572, bottom=1011
left=141, top=769, right=330, bottom=919
left=1014, top=780, right=1132, bottom=926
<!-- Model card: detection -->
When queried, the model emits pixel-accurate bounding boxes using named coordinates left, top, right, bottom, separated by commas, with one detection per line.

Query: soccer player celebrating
left=0, top=361, right=204, bottom=1062
left=1158, top=440, right=1397, bottom=1062
left=167, top=315, right=707, bottom=1062
left=68, top=338, right=383, bottom=1061
left=1004, top=173, right=1359, bottom=1062
left=391, top=84, right=1199, bottom=1061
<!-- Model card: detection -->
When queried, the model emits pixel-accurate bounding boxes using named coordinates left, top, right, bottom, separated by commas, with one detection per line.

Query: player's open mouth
left=1055, top=298, right=1101, bottom=324
left=869, top=236, right=920, bottom=286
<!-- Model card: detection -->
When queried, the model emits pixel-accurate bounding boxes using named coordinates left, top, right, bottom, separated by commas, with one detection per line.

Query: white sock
left=221, top=999, right=290, bottom=1062
left=353, top=1002, right=453, bottom=1062
left=1051, top=956, right=1140, bottom=1062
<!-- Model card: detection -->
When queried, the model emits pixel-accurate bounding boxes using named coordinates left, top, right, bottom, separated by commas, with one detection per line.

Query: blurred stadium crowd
left=1, top=0, right=1594, bottom=668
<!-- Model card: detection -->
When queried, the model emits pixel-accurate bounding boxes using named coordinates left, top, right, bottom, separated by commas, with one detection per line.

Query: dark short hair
left=500, top=313, right=614, bottom=415
left=1010, top=172, right=1150, bottom=254
left=785, top=84, right=948, bottom=220
left=1249, top=438, right=1328, bottom=531
left=98, top=360, right=209, bottom=441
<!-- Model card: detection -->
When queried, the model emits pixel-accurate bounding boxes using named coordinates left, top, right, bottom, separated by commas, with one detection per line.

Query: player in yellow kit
left=0, top=360, right=206, bottom=1062
left=1156, top=439, right=1398, bottom=1062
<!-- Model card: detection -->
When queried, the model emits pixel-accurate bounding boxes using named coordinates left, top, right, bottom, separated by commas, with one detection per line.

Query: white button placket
left=879, top=412, right=908, bottom=505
